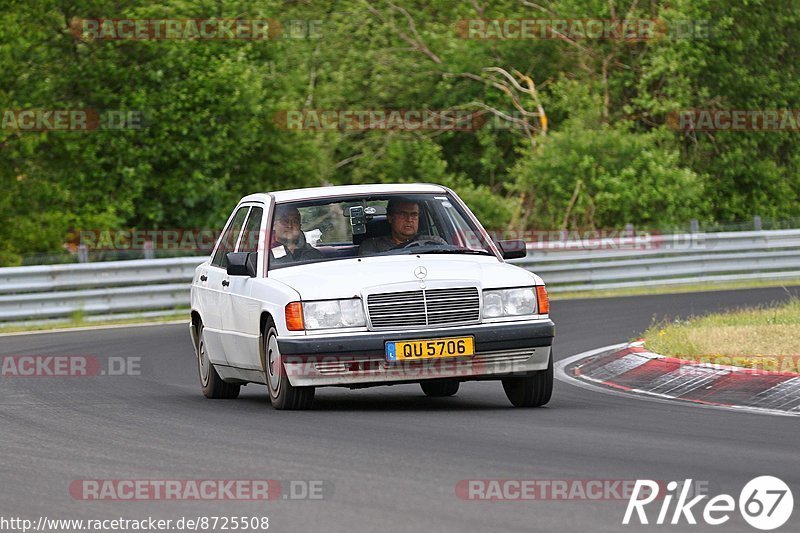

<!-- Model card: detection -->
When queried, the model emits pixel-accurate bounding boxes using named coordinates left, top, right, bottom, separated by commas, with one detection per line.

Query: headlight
left=302, top=299, right=366, bottom=329
left=482, top=288, right=536, bottom=318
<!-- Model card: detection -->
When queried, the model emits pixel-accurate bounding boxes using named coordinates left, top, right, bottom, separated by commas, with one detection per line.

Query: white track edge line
left=555, top=344, right=799, bottom=418
left=0, top=320, right=187, bottom=337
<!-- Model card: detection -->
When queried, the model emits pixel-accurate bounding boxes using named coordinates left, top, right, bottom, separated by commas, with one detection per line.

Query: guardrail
left=516, top=229, right=800, bottom=291
left=0, top=258, right=203, bottom=323
left=2, top=229, right=800, bottom=323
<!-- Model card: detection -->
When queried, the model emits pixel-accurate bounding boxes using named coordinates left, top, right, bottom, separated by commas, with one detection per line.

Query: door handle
left=200, top=275, right=207, bottom=282
left=221, top=280, right=230, bottom=287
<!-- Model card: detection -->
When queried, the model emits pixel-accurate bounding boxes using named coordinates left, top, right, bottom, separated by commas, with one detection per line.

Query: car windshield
left=267, top=193, right=495, bottom=270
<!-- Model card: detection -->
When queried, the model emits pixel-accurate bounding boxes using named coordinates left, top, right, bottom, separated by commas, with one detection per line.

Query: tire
left=196, top=323, right=240, bottom=399
left=264, top=319, right=315, bottom=410
left=420, top=380, right=460, bottom=397
left=502, top=352, right=553, bottom=407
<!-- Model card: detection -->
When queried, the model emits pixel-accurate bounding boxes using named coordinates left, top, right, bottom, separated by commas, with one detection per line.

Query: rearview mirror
left=226, top=252, right=258, bottom=277
left=498, top=240, right=527, bottom=260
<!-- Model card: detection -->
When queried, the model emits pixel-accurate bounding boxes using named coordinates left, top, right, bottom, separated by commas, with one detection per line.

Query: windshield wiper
left=416, top=248, right=493, bottom=256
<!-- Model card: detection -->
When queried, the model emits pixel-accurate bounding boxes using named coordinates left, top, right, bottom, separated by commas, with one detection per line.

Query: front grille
left=367, top=287, right=480, bottom=329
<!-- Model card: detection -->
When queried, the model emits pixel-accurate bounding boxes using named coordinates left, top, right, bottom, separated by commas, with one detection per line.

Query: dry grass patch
left=643, top=299, right=800, bottom=370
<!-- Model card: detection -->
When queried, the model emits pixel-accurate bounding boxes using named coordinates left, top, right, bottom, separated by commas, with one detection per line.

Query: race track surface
left=2, top=286, right=799, bottom=533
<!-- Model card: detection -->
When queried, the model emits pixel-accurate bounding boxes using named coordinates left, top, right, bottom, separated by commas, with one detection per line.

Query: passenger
left=359, top=199, right=445, bottom=255
left=269, top=205, right=324, bottom=264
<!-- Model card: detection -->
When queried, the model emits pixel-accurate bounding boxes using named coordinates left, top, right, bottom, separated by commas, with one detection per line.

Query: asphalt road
left=1, top=286, right=799, bottom=533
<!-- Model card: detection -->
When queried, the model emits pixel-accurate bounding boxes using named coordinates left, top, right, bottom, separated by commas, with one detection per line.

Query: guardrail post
left=77, top=244, right=89, bottom=263
left=753, top=216, right=762, bottom=231
left=690, top=219, right=699, bottom=233
left=143, top=240, right=155, bottom=260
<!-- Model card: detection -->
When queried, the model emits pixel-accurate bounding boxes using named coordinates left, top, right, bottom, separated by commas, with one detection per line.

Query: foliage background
left=1, top=0, right=798, bottom=265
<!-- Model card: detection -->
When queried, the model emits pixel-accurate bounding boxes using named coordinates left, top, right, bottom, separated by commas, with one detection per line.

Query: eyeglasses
left=277, top=217, right=301, bottom=227
left=393, top=211, right=419, bottom=219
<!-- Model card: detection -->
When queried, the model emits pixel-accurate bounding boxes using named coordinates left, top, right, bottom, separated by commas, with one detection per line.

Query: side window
left=211, top=206, right=249, bottom=268
left=239, top=207, right=263, bottom=253
left=440, top=198, right=482, bottom=249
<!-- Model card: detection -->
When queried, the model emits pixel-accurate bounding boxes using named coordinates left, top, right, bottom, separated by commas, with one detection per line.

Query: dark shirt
left=358, top=234, right=446, bottom=255
left=358, top=235, right=399, bottom=255
left=269, top=242, right=324, bottom=266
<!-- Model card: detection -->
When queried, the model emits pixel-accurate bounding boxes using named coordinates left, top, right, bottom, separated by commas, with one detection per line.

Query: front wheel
left=502, top=352, right=553, bottom=407
left=196, top=323, right=240, bottom=399
left=264, top=319, right=315, bottom=410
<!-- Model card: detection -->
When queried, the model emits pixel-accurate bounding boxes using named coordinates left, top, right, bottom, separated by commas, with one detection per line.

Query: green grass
left=642, top=298, right=800, bottom=372
left=0, top=310, right=188, bottom=334
left=551, top=278, right=800, bottom=300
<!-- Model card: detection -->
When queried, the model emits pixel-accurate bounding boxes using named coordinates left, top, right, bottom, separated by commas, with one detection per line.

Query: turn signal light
left=285, top=302, right=305, bottom=331
left=536, top=285, right=549, bottom=315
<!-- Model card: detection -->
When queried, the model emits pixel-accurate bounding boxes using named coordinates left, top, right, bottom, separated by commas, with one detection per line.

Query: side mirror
left=498, top=240, right=527, bottom=260
left=226, top=252, right=258, bottom=277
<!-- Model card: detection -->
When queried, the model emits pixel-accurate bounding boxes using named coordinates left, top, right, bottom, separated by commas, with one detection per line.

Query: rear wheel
left=420, top=380, right=460, bottom=397
left=502, top=352, right=553, bottom=407
left=196, top=323, right=240, bottom=399
left=264, top=319, right=315, bottom=410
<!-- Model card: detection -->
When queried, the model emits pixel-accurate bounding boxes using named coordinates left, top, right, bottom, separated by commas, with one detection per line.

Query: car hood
left=268, top=255, right=542, bottom=300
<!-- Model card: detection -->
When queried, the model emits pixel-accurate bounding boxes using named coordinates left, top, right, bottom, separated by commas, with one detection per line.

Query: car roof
left=267, top=183, right=448, bottom=203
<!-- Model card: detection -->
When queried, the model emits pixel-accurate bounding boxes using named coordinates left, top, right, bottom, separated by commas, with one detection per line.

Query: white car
left=189, top=183, right=554, bottom=409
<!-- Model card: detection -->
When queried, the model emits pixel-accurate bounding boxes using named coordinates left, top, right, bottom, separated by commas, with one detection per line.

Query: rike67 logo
left=623, top=476, right=793, bottom=530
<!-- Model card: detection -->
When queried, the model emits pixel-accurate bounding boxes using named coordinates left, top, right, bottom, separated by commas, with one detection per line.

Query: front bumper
left=278, top=319, right=554, bottom=387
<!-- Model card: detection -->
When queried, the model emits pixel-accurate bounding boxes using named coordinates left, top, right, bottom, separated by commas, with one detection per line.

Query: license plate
left=386, top=336, right=474, bottom=361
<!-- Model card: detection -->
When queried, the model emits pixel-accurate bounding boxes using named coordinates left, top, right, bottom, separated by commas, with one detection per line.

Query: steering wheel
left=400, top=237, right=446, bottom=249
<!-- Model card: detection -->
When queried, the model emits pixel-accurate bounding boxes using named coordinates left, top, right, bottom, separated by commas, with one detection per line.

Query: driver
left=359, top=198, right=445, bottom=255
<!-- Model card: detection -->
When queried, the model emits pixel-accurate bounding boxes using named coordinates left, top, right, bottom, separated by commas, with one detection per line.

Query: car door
left=202, top=205, right=250, bottom=366
left=220, top=204, right=266, bottom=370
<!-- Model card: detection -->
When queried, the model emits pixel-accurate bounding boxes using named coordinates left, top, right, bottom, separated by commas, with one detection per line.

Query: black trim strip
left=277, top=320, right=554, bottom=361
